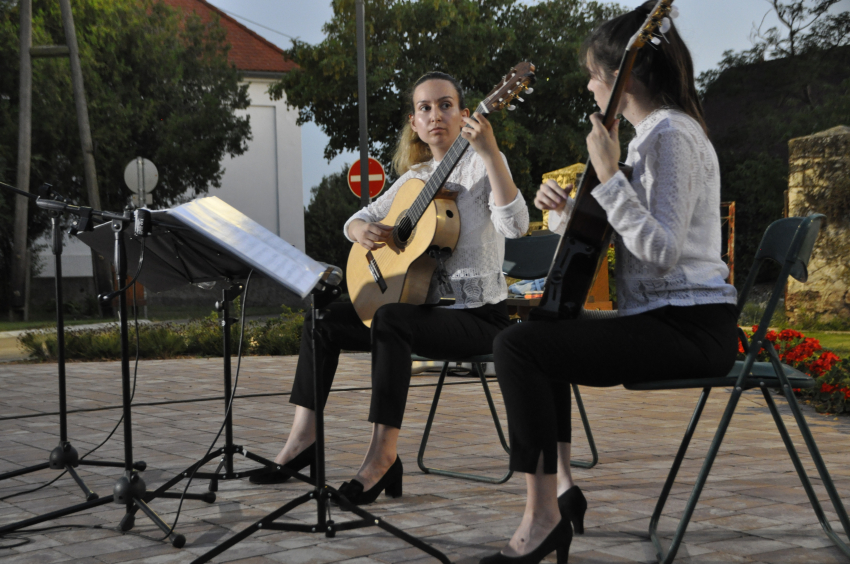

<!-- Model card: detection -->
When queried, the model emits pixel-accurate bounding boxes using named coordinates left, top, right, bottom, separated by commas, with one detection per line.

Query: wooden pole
left=10, top=0, right=33, bottom=321
left=59, top=0, right=112, bottom=316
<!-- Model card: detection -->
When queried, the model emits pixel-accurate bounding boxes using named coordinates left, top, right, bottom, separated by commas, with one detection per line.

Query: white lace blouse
left=548, top=107, right=738, bottom=316
left=344, top=149, right=529, bottom=308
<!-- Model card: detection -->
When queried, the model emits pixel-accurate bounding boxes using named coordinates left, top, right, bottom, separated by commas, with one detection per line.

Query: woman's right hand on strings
left=534, top=180, right=571, bottom=213
left=349, top=219, right=394, bottom=250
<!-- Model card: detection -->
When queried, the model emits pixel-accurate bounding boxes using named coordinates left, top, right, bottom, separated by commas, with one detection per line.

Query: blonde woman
left=252, top=71, right=529, bottom=505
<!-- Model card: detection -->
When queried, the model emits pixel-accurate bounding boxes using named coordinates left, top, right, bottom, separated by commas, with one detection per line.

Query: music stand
left=74, top=196, right=450, bottom=562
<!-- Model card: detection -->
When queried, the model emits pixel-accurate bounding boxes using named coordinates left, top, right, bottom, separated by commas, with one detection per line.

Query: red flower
left=821, top=383, right=839, bottom=394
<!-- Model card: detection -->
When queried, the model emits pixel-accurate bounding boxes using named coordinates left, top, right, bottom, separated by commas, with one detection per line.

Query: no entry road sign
left=347, top=157, right=386, bottom=199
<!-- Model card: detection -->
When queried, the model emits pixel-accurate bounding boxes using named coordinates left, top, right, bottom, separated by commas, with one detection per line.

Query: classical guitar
left=347, top=62, right=536, bottom=327
left=531, top=0, right=674, bottom=321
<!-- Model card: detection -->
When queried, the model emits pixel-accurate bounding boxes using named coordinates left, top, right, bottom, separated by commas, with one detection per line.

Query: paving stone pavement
left=1, top=355, right=850, bottom=563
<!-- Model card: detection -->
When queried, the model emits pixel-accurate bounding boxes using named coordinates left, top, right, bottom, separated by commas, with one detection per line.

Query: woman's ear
left=461, top=107, right=470, bottom=118
left=408, top=113, right=416, bottom=131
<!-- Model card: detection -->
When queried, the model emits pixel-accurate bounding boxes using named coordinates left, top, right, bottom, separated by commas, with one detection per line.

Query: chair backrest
left=737, top=214, right=824, bottom=347
left=502, top=233, right=559, bottom=279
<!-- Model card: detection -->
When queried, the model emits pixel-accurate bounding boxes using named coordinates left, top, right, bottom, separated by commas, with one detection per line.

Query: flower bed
left=743, top=326, right=850, bottom=414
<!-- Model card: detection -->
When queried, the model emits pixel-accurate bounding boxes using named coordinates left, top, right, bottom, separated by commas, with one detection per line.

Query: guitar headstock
left=477, top=62, right=536, bottom=114
left=628, top=0, right=675, bottom=50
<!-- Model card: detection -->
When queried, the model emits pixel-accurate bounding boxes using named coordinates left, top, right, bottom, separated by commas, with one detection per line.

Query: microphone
left=319, top=263, right=344, bottom=288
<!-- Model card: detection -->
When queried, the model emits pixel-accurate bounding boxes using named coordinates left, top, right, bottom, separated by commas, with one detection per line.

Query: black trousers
left=290, top=300, right=512, bottom=429
left=493, top=303, right=739, bottom=474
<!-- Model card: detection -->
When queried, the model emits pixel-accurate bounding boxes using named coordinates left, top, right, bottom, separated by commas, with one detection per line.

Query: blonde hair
left=391, top=71, right=466, bottom=176
left=392, top=122, right=433, bottom=175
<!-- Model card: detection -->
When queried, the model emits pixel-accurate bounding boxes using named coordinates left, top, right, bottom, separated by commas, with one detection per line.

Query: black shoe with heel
left=479, top=519, right=572, bottom=564
left=336, top=456, right=403, bottom=506
left=557, top=485, right=587, bottom=535
left=249, top=443, right=316, bottom=485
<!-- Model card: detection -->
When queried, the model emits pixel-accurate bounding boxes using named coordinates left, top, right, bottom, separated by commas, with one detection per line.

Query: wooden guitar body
left=346, top=178, right=460, bottom=327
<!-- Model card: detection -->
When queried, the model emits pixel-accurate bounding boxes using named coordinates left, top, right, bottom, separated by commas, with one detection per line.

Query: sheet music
left=169, top=197, right=325, bottom=298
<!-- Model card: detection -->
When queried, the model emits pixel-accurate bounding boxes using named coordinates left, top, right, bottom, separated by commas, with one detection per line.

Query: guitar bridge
left=365, top=251, right=388, bottom=293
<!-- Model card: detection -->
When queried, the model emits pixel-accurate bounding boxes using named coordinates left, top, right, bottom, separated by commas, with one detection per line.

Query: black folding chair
left=415, top=233, right=599, bottom=484
left=624, top=215, right=850, bottom=563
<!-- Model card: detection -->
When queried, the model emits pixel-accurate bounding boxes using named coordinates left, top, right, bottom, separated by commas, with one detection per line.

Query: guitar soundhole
left=393, top=212, right=416, bottom=248
left=446, top=210, right=454, bottom=218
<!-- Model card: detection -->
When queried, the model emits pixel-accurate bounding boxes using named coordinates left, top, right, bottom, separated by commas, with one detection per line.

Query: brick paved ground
left=1, top=355, right=850, bottom=563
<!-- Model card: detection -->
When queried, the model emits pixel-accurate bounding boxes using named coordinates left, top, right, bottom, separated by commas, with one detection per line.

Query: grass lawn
left=0, top=318, right=105, bottom=333
left=805, top=331, right=850, bottom=359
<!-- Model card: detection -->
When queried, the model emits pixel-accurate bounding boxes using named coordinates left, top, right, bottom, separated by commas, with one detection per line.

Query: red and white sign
left=347, top=157, right=386, bottom=199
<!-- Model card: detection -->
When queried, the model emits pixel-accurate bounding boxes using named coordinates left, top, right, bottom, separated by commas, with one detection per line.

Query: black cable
left=159, top=271, right=254, bottom=540
left=105, top=238, right=146, bottom=299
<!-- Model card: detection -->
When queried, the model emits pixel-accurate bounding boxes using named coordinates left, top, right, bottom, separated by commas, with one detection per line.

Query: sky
left=205, top=0, right=850, bottom=205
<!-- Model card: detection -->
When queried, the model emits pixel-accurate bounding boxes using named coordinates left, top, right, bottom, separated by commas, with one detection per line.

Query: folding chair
left=415, top=233, right=599, bottom=484
left=624, top=214, right=850, bottom=563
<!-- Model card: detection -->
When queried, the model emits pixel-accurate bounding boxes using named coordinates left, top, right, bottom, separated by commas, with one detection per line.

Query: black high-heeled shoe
left=336, top=456, right=403, bottom=506
left=249, top=443, right=316, bottom=484
left=557, top=485, right=587, bottom=535
left=479, top=519, right=572, bottom=564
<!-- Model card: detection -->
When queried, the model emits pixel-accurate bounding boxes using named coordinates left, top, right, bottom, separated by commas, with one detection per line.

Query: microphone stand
left=190, top=276, right=451, bottom=564
left=0, top=183, right=133, bottom=498
left=0, top=197, right=211, bottom=547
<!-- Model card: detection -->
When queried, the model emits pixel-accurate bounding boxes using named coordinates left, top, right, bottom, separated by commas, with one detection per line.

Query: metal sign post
left=355, top=0, right=370, bottom=209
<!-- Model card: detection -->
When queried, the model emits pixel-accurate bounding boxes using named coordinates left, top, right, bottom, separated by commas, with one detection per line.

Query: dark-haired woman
left=251, top=72, right=529, bottom=505
left=483, top=3, right=738, bottom=563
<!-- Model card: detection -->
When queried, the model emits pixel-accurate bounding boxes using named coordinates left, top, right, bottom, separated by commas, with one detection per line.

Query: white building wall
left=209, top=78, right=305, bottom=251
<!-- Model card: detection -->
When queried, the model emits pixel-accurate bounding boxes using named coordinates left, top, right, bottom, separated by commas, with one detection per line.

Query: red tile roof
left=160, top=0, right=296, bottom=74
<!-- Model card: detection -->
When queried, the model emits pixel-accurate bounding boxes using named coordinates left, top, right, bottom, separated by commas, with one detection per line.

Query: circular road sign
left=123, top=157, right=158, bottom=194
left=347, top=158, right=386, bottom=199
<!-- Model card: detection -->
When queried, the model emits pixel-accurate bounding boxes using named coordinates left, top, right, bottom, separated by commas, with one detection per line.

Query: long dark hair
left=392, top=71, right=466, bottom=175
left=581, top=0, right=707, bottom=134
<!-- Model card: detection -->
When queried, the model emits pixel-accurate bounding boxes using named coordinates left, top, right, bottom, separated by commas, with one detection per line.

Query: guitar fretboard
left=401, top=103, right=490, bottom=235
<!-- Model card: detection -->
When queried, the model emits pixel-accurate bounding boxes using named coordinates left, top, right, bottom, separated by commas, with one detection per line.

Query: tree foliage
left=698, top=0, right=850, bottom=285
left=0, top=0, right=251, bottom=312
left=272, top=0, right=623, bottom=219
left=303, top=165, right=361, bottom=292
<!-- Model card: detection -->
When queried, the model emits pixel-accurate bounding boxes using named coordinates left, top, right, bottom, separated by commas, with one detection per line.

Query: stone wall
left=786, top=125, right=850, bottom=325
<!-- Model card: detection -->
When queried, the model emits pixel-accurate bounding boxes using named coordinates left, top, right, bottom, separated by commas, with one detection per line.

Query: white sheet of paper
left=169, top=197, right=325, bottom=298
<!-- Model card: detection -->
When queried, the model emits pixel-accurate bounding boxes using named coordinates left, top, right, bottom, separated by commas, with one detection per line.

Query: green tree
left=0, top=0, right=251, bottom=312
left=303, top=165, right=361, bottom=292
left=272, top=0, right=623, bottom=220
left=699, top=1, right=850, bottom=285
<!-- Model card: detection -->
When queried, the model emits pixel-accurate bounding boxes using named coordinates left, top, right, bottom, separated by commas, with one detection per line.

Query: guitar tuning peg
left=651, top=36, right=661, bottom=45
left=660, top=17, right=671, bottom=34
left=525, top=87, right=534, bottom=94
left=516, top=96, right=524, bottom=103
left=670, top=6, right=679, bottom=19
left=506, top=104, right=516, bottom=111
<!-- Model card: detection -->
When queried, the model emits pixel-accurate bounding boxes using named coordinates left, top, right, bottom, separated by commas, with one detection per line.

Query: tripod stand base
left=0, top=439, right=144, bottom=503
left=190, top=485, right=450, bottom=564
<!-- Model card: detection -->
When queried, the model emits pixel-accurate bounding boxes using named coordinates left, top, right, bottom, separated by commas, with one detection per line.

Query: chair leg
left=760, top=383, right=850, bottom=557
left=570, top=384, right=599, bottom=469
left=648, top=386, right=743, bottom=564
left=417, top=362, right=512, bottom=484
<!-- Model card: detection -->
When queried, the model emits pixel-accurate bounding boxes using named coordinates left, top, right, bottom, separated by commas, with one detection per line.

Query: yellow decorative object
left=540, top=163, right=585, bottom=229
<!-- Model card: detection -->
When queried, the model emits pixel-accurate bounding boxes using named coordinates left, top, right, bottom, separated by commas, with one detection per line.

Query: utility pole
left=10, top=0, right=33, bottom=320
left=59, top=0, right=113, bottom=317
left=355, top=0, right=370, bottom=209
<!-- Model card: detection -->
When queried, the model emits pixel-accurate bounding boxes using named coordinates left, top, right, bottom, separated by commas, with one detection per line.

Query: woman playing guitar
left=250, top=71, right=529, bottom=504
left=483, top=3, right=739, bottom=563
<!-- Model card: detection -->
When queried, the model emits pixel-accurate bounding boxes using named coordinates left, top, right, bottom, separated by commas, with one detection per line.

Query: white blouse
left=344, top=149, right=529, bottom=308
left=549, top=107, right=738, bottom=316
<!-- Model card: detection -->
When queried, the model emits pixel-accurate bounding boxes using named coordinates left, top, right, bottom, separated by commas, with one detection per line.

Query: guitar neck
left=406, top=133, right=471, bottom=226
